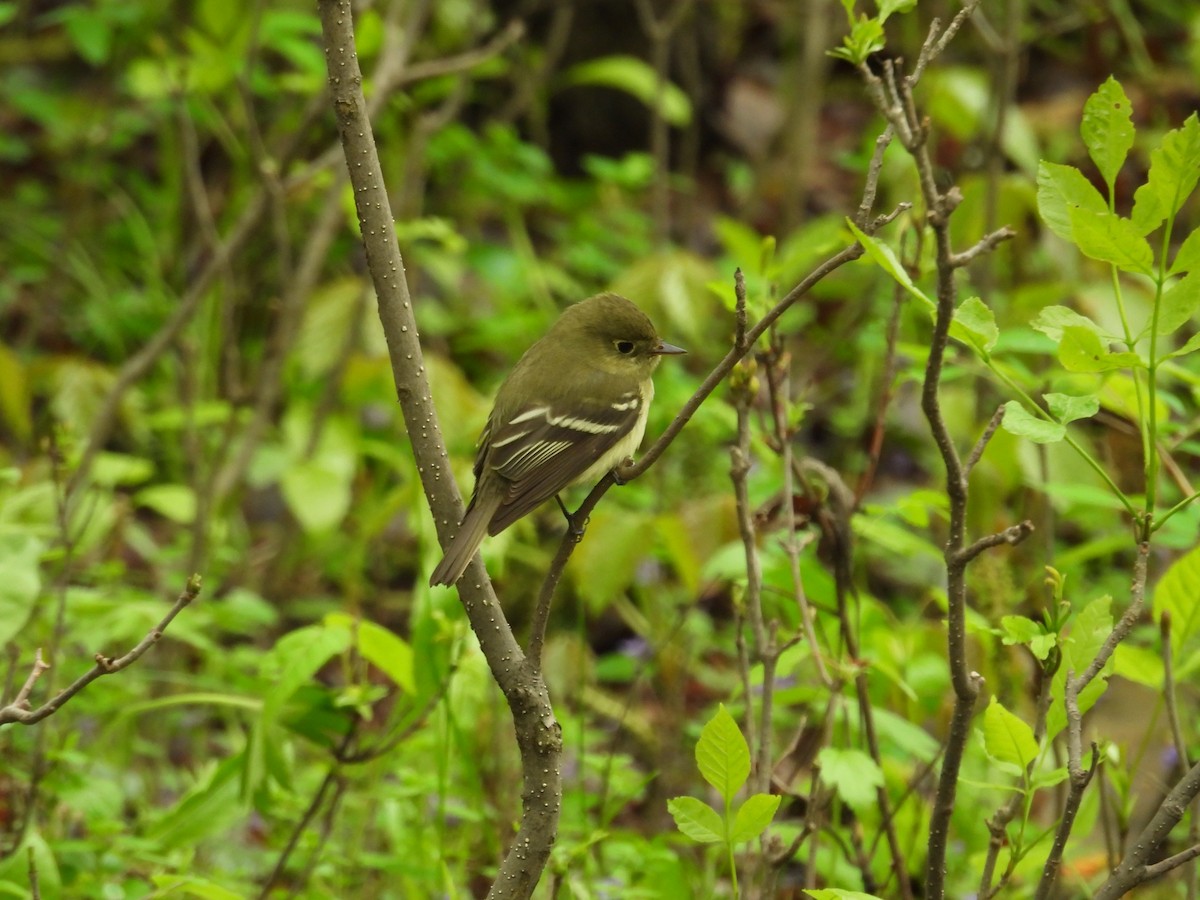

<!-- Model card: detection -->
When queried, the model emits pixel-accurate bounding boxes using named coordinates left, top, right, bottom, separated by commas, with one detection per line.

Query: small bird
left=429, top=293, right=686, bottom=586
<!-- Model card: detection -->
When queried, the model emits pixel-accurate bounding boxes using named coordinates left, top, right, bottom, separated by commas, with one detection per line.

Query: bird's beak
left=653, top=340, right=687, bottom=356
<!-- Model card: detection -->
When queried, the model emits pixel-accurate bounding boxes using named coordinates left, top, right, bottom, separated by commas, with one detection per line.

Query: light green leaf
left=325, top=613, right=415, bottom=694
left=817, top=747, right=883, bottom=812
left=1113, top=643, right=1164, bottom=688
left=1154, top=543, right=1200, bottom=660
left=1131, top=114, right=1200, bottom=235
left=135, top=484, right=197, bottom=524
left=1001, top=401, right=1065, bottom=444
left=804, top=888, right=887, bottom=899
left=1000, top=615, right=1057, bottom=661
left=729, top=793, right=782, bottom=843
left=1068, top=206, right=1155, bottom=275
left=1048, top=595, right=1114, bottom=739
left=953, top=296, right=999, bottom=353
left=667, top=796, right=724, bottom=843
left=1165, top=330, right=1200, bottom=360
left=1156, top=274, right=1200, bottom=336
left=280, top=458, right=353, bottom=533
left=696, top=704, right=751, bottom=802
left=1058, top=326, right=1143, bottom=372
left=562, top=55, right=692, bottom=126
left=1081, top=77, right=1134, bottom=190
left=845, top=218, right=936, bottom=312
left=1169, top=228, right=1200, bottom=276
left=0, top=534, right=43, bottom=645
left=1045, top=392, right=1100, bottom=424
left=876, top=0, right=916, bottom=20
left=1036, top=162, right=1108, bottom=242
left=149, top=875, right=245, bottom=900
left=1030, top=305, right=1106, bottom=342
left=829, top=15, right=885, bottom=65
left=983, top=696, right=1038, bottom=770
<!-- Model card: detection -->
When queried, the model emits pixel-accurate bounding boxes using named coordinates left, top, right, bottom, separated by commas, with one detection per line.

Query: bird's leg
left=555, top=494, right=589, bottom=542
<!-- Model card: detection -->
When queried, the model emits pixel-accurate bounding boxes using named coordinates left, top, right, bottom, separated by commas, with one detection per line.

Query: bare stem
left=0, top=578, right=202, bottom=726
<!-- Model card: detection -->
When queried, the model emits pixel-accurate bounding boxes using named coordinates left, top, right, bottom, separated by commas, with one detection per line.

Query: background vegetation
left=1, top=0, right=1199, bottom=897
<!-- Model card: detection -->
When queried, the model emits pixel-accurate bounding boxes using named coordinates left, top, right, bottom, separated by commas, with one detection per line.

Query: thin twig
left=965, top=404, right=1007, bottom=476
left=0, top=577, right=202, bottom=726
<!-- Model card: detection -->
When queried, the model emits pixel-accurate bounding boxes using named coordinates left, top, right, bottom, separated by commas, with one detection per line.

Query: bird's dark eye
left=615, top=340, right=635, bottom=354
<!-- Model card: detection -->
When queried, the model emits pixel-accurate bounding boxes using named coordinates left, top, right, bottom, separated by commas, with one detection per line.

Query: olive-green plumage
left=429, top=293, right=684, bottom=586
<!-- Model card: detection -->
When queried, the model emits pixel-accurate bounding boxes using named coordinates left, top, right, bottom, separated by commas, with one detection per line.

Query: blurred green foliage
left=1, top=0, right=1199, bottom=898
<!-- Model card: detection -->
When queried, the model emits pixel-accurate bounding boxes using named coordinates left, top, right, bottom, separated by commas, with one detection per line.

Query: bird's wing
left=482, top=393, right=644, bottom=533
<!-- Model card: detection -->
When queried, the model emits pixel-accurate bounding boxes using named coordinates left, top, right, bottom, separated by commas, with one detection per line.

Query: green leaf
left=1156, top=274, right=1200, bottom=336
left=149, top=875, right=245, bottom=900
left=1154, top=543, right=1200, bottom=660
left=1165, top=330, right=1200, bottom=360
left=667, top=796, right=725, bottom=843
left=260, top=624, right=352, bottom=723
left=804, top=888, right=887, bottom=899
left=1048, top=596, right=1114, bottom=738
left=817, top=747, right=883, bottom=811
left=983, top=696, right=1039, bottom=770
left=135, top=484, right=197, bottom=524
left=1132, top=114, right=1200, bottom=235
left=877, top=0, right=916, bottom=19
left=1000, top=615, right=1057, bottom=661
left=845, top=218, right=936, bottom=313
left=1045, top=392, right=1100, bottom=424
left=1068, top=206, right=1155, bottom=275
left=1058, top=326, right=1143, bottom=372
left=562, top=55, right=692, bottom=126
left=0, top=534, right=43, bottom=645
left=1169, top=227, right=1200, bottom=276
left=829, top=14, right=886, bottom=65
left=1113, top=643, right=1164, bottom=688
left=1031, top=305, right=1107, bottom=342
left=281, top=458, right=353, bottom=532
left=1001, top=401, right=1065, bottom=444
left=1081, top=77, right=1134, bottom=190
left=953, top=296, right=999, bottom=354
left=1036, top=162, right=1107, bottom=242
left=149, top=755, right=244, bottom=848
left=695, top=704, right=751, bottom=802
left=729, top=793, right=782, bottom=843
left=325, top=613, right=415, bottom=694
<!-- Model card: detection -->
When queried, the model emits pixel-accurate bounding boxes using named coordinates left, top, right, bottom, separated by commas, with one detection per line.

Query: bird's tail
left=429, top=493, right=500, bottom=586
